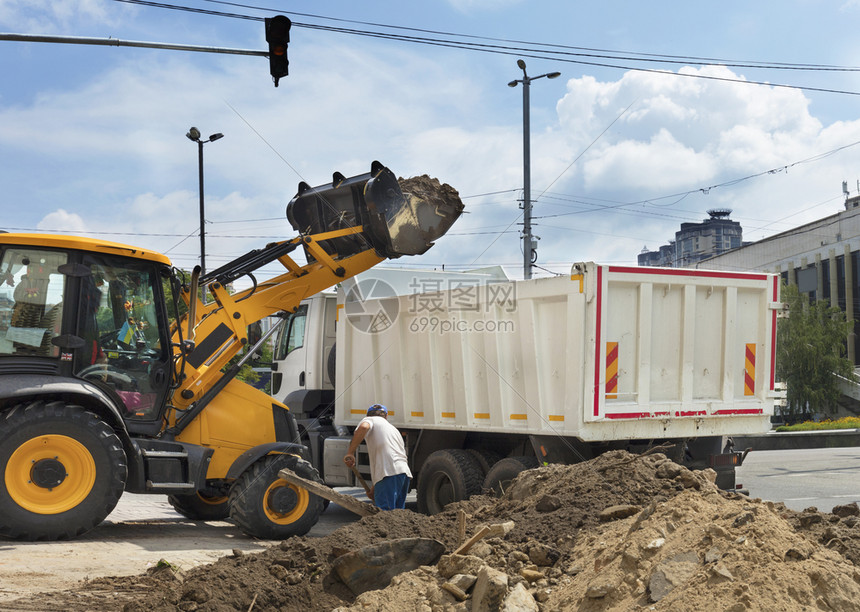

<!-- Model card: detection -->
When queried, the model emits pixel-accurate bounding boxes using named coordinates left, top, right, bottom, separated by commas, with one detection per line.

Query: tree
left=776, top=284, right=855, bottom=416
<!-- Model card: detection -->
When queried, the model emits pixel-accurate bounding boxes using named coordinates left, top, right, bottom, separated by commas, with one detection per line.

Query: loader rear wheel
left=168, top=491, right=230, bottom=521
left=0, top=400, right=127, bottom=540
left=482, top=456, right=541, bottom=498
left=416, top=449, right=483, bottom=515
left=229, top=455, right=324, bottom=539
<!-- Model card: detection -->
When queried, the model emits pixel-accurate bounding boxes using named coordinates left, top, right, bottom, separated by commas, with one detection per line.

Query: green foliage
left=775, top=416, right=860, bottom=432
left=776, top=284, right=855, bottom=416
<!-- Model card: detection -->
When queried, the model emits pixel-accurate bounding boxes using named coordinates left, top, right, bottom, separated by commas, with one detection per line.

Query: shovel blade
left=332, top=537, right=445, bottom=595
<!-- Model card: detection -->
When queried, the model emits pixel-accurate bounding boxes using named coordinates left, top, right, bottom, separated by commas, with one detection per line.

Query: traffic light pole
left=0, top=33, right=269, bottom=57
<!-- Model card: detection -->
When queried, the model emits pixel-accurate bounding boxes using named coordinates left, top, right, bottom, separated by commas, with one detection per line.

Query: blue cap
left=367, top=404, right=388, bottom=416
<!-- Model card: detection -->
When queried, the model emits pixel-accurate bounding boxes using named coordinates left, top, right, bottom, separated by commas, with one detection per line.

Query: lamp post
left=185, top=127, right=224, bottom=277
left=508, top=60, right=560, bottom=280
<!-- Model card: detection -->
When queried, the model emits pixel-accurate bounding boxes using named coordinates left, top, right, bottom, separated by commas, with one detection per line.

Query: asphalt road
left=737, top=447, right=860, bottom=512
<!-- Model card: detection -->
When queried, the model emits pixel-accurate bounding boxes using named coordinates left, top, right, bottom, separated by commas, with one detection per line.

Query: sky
left=3, top=1, right=860, bottom=282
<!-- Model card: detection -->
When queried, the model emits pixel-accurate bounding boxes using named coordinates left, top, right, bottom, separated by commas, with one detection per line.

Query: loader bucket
left=286, top=161, right=463, bottom=260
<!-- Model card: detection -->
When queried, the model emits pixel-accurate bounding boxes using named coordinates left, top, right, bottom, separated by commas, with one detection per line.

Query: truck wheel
left=168, top=491, right=230, bottom=521
left=0, top=400, right=127, bottom=540
left=482, top=456, right=540, bottom=497
left=465, top=449, right=502, bottom=477
left=327, top=343, right=337, bottom=387
left=416, top=449, right=483, bottom=515
left=228, top=455, right=324, bottom=539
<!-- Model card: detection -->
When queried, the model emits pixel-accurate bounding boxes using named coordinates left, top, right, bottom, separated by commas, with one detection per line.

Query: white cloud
left=37, top=208, right=88, bottom=233
left=0, top=0, right=131, bottom=32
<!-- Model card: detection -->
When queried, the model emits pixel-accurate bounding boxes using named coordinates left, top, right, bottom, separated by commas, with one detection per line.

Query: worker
left=343, top=404, right=412, bottom=510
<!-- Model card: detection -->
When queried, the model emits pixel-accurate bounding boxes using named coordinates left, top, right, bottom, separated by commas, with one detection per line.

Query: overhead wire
left=111, top=0, right=860, bottom=96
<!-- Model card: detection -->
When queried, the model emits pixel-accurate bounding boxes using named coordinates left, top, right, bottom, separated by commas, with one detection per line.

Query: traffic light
left=265, top=15, right=291, bottom=87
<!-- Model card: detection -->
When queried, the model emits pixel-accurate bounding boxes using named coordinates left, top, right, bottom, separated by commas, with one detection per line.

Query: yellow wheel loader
left=0, top=161, right=462, bottom=540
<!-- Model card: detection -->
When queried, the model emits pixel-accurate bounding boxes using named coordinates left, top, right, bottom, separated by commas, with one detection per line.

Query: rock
left=502, top=582, right=539, bottom=611
left=644, top=538, right=665, bottom=552
left=648, top=551, right=700, bottom=602
left=656, top=461, right=682, bottom=479
left=438, top=554, right=487, bottom=579
left=785, top=546, right=811, bottom=561
left=700, top=468, right=717, bottom=484
left=833, top=502, right=860, bottom=518
left=800, top=513, right=824, bottom=528
left=449, top=573, right=477, bottom=592
left=535, top=495, right=562, bottom=513
left=732, top=512, right=755, bottom=528
left=520, top=569, right=544, bottom=582
left=704, top=546, right=722, bottom=563
left=585, top=577, right=619, bottom=599
left=510, top=551, right=530, bottom=563
left=599, top=504, right=641, bottom=521
left=472, top=566, right=509, bottom=612
left=268, top=564, right=288, bottom=580
left=528, top=543, right=561, bottom=567
left=678, top=469, right=701, bottom=489
left=470, top=542, right=493, bottom=558
left=710, top=564, right=734, bottom=581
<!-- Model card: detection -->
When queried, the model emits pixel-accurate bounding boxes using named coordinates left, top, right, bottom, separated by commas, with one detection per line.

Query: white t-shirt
left=359, top=416, right=412, bottom=485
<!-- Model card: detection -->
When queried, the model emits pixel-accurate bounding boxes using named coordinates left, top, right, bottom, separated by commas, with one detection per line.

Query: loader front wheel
left=0, top=401, right=127, bottom=540
left=168, top=491, right=230, bottom=521
left=228, top=455, right=324, bottom=539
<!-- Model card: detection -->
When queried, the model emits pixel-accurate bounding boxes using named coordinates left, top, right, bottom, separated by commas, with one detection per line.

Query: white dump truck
left=271, top=262, right=782, bottom=513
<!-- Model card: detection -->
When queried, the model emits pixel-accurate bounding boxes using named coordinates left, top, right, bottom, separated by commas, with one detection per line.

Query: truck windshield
left=274, top=304, right=307, bottom=360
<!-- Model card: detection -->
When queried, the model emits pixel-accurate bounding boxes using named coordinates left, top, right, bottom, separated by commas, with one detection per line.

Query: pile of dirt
left=12, top=450, right=860, bottom=611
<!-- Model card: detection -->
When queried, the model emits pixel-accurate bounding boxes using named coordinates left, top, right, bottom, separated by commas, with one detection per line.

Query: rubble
left=11, top=449, right=860, bottom=611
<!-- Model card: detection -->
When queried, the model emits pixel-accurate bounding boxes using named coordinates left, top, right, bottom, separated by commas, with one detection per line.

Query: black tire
left=168, top=491, right=230, bottom=521
left=465, top=448, right=503, bottom=477
left=0, top=400, right=127, bottom=540
left=228, top=455, right=324, bottom=539
left=416, top=449, right=484, bottom=515
left=482, top=456, right=541, bottom=497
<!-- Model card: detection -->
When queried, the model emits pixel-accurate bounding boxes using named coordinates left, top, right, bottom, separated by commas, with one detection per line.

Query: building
left=698, top=192, right=860, bottom=364
left=638, top=209, right=744, bottom=267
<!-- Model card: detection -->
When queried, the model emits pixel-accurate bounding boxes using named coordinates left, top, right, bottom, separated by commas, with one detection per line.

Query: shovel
left=349, top=464, right=374, bottom=500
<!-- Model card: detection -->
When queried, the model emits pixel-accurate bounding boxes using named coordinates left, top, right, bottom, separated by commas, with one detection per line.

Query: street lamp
left=508, top=59, right=560, bottom=280
left=186, top=127, right=224, bottom=277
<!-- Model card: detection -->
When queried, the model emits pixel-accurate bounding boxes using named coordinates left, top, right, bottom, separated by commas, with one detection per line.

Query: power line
left=110, top=0, right=860, bottom=96
left=199, top=0, right=860, bottom=73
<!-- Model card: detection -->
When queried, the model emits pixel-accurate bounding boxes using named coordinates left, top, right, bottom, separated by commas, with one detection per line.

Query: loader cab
left=0, top=236, right=175, bottom=430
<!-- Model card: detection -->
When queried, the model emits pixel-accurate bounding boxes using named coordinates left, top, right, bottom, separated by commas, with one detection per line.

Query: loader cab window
left=75, top=254, right=170, bottom=420
left=0, top=248, right=67, bottom=358
left=275, top=304, right=307, bottom=360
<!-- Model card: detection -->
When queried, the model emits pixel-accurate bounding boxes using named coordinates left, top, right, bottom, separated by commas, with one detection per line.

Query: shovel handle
left=349, top=464, right=373, bottom=498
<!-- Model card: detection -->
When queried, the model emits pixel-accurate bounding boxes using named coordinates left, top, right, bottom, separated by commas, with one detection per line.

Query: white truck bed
left=335, top=262, right=781, bottom=442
